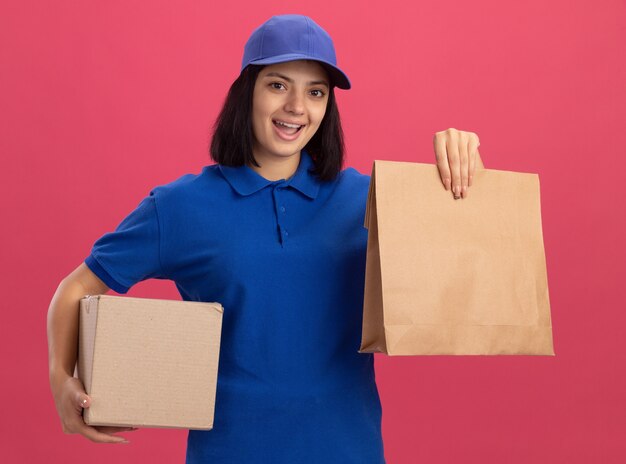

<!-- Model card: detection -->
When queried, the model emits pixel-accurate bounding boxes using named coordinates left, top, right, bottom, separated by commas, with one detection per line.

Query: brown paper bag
left=359, top=161, right=554, bottom=355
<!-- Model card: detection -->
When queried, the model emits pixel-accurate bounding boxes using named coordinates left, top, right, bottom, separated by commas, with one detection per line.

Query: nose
left=284, top=89, right=305, bottom=115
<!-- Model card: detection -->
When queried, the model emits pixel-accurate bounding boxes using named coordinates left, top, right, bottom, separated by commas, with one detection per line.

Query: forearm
left=47, top=279, right=86, bottom=390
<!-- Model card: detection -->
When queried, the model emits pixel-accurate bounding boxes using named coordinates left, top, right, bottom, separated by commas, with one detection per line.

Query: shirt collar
left=218, top=149, right=320, bottom=199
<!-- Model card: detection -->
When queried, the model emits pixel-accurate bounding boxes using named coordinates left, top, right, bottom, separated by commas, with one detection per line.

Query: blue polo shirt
left=84, top=149, right=386, bottom=463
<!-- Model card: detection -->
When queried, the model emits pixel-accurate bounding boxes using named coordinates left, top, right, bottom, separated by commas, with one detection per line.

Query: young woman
left=48, top=14, right=483, bottom=464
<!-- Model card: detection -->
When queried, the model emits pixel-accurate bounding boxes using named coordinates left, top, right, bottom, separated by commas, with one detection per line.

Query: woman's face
left=251, top=60, right=330, bottom=163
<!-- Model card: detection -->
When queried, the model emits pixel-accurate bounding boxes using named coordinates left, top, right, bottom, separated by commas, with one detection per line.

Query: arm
left=47, top=263, right=135, bottom=443
left=48, top=263, right=109, bottom=388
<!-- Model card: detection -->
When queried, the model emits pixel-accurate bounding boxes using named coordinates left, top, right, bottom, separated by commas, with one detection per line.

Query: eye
left=310, top=89, right=326, bottom=98
left=270, top=82, right=286, bottom=90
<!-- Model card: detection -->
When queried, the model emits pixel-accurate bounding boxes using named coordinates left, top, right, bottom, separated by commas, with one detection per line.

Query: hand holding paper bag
left=432, top=128, right=484, bottom=199
left=359, top=161, right=554, bottom=356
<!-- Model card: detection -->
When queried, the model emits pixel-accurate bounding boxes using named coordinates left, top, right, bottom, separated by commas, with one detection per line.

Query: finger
left=459, top=136, right=469, bottom=198
left=475, top=147, right=485, bottom=169
left=94, top=426, right=139, bottom=434
left=467, top=135, right=479, bottom=187
left=446, top=138, right=461, bottom=199
left=74, top=389, right=91, bottom=411
left=76, top=422, right=130, bottom=444
left=433, top=134, right=451, bottom=190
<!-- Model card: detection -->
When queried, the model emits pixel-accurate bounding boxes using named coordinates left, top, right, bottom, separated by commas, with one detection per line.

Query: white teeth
left=274, top=120, right=302, bottom=129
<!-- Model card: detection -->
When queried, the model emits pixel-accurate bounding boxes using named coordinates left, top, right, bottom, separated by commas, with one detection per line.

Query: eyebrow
left=264, top=72, right=329, bottom=88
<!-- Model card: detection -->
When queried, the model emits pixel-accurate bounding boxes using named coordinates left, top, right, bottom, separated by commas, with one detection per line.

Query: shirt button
left=284, top=230, right=289, bottom=236
left=280, top=206, right=286, bottom=213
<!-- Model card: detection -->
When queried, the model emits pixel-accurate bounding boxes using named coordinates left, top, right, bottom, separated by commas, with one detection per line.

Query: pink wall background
left=1, top=0, right=624, bottom=462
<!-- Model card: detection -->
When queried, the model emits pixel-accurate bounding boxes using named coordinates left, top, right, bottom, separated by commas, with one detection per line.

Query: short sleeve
left=84, top=192, right=166, bottom=294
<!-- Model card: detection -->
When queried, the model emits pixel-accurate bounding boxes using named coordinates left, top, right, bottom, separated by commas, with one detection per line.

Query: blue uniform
left=84, top=149, right=386, bottom=463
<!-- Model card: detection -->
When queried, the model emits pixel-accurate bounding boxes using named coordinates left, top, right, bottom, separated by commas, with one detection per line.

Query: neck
left=249, top=150, right=301, bottom=181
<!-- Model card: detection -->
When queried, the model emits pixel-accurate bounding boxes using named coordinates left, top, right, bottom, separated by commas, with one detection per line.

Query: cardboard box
left=77, top=294, right=223, bottom=430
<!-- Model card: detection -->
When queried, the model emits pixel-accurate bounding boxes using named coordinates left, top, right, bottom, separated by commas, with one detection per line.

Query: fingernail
left=81, top=399, right=88, bottom=408
left=444, top=178, right=450, bottom=190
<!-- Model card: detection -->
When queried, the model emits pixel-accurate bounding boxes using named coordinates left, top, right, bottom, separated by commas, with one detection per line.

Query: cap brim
left=247, top=53, right=351, bottom=90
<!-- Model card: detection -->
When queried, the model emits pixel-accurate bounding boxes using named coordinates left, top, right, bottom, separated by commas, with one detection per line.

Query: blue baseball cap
left=240, top=14, right=351, bottom=90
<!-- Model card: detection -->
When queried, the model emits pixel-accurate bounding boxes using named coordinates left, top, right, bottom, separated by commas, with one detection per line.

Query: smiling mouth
left=272, top=119, right=305, bottom=135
